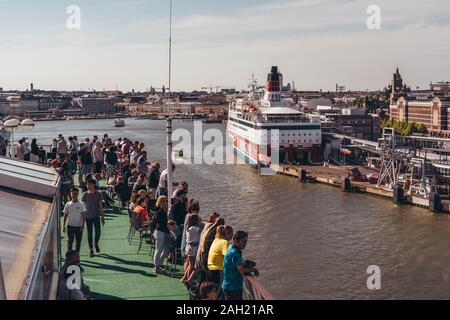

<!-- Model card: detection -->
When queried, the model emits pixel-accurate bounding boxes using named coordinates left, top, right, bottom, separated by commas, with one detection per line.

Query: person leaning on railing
left=222, top=231, right=259, bottom=301
left=207, top=225, right=233, bottom=289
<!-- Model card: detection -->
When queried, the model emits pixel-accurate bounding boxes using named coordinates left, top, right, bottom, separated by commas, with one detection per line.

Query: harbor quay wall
left=271, top=164, right=450, bottom=214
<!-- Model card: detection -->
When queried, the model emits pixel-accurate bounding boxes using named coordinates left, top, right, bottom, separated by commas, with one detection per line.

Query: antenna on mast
left=166, top=0, right=174, bottom=204
left=168, top=0, right=173, bottom=110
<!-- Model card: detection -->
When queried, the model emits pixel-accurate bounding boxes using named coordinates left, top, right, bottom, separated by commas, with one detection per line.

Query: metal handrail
left=0, top=258, right=7, bottom=300
left=243, top=276, right=274, bottom=300
left=47, top=270, right=60, bottom=300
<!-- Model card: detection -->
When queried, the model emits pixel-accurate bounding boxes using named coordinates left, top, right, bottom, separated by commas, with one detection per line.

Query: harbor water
left=24, top=119, right=450, bottom=299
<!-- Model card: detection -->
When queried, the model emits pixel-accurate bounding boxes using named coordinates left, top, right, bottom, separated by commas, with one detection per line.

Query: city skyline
left=1, top=0, right=450, bottom=92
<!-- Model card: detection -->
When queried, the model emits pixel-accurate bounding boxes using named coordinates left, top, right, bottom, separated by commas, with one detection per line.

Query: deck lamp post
left=3, top=118, right=34, bottom=159
left=3, top=118, right=20, bottom=158
left=21, top=118, right=35, bottom=130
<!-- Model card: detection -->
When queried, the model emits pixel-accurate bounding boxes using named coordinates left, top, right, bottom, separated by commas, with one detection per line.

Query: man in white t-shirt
left=63, top=187, right=87, bottom=253
left=156, top=164, right=175, bottom=199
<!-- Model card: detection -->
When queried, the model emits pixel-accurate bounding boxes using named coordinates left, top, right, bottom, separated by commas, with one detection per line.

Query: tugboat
left=114, top=119, right=125, bottom=127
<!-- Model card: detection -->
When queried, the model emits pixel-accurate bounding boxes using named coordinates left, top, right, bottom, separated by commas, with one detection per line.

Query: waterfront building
left=320, top=107, right=381, bottom=140
left=0, top=95, right=9, bottom=115
left=162, top=101, right=196, bottom=114
left=144, top=102, right=164, bottom=113
left=430, top=81, right=450, bottom=95
left=18, top=99, right=39, bottom=116
left=194, top=103, right=227, bottom=115
left=390, top=96, right=450, bottom=136
left=76, top=97, right=115, bottom=115
left=299, top=97, right=332, bottom=111
left=38, top=98, right=64, bottom=111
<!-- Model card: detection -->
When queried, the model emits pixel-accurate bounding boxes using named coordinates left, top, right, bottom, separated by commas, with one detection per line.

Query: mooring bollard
left=429, top=192, right=443, bottom=213
left=341, top=176, right=351, bottom=192
left=299, top=168, right=307, bottom=183
left=393, top=185, right=404, bottom=204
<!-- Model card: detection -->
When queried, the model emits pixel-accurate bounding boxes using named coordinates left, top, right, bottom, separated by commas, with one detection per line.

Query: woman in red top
left=133, top=197, right=150, bottom=226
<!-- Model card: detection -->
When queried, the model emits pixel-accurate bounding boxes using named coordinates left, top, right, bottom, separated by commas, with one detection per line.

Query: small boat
left=114, top=119, right=125, bottom=127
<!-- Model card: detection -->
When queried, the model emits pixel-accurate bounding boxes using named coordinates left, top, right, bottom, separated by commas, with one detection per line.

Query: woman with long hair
left=129, top=193, right=140, bottom=211
left=153, top=196, right=170, bottom=274
left=181, top=214, right=201, bottom=283
left=207, top=225, right=233, bottom=286
left=180, top=200, right=201, bottom=261
left=194, top=217, right=225, bottom=281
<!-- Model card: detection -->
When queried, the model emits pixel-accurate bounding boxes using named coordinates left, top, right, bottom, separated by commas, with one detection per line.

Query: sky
left=0, top=0, right=450, bottom=92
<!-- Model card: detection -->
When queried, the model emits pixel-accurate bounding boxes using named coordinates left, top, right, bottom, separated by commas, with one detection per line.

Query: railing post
left=0, top=258, right=7, bottom=300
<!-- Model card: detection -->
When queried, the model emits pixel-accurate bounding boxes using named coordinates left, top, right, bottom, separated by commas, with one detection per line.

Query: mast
left=166, top=0, right=173, bottom=203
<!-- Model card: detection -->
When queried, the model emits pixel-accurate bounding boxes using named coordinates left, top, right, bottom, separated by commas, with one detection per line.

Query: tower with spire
left=390, top=66, right=404, bottom=105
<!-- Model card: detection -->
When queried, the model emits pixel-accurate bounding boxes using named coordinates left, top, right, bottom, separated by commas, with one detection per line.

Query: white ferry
left=227, top=66, right=322, bottom=165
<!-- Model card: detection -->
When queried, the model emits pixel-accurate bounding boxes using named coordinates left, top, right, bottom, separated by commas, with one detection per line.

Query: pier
left=271, top=163, right=450, bottom=213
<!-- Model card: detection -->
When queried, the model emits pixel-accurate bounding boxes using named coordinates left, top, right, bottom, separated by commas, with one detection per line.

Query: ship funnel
left=266, top=66, right=282, bottom=92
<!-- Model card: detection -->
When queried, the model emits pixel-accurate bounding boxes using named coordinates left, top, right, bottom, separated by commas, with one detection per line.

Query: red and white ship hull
left=227, top=114, right=322, bottom=165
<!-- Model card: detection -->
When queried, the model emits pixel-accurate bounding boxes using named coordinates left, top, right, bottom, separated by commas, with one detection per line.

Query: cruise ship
left=227, top=66, right=322, bottom=165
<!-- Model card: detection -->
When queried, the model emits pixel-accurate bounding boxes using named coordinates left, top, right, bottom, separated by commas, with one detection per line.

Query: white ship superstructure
left=227, top=66, right=322, bottom=165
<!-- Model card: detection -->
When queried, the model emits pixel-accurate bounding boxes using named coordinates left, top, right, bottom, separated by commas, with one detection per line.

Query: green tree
left=380, top=119, right=428, bottom=136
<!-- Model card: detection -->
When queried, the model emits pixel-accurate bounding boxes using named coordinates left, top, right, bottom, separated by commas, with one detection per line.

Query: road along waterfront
left=23, top=118, right=450, bottom=299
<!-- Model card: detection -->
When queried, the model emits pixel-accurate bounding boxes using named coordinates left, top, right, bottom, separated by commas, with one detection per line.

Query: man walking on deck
left=63, top=188, right=86, bottom=253
left=82, top=179, right=105, bottom=257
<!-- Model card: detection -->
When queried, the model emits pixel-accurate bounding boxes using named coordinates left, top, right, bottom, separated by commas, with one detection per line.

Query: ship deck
left=60, top=180, right=188, bottom=300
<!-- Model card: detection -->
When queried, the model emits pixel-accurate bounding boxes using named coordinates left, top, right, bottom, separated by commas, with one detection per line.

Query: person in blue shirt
left=222, top=231, right=259, bottom=300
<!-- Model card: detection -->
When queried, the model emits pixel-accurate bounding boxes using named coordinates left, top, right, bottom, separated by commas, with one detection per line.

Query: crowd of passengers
left=39, top=133, right=260, bottom=301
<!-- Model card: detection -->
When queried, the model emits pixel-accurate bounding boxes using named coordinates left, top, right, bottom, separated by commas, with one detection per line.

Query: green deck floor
left=60, top=189, right=188, bottom=300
